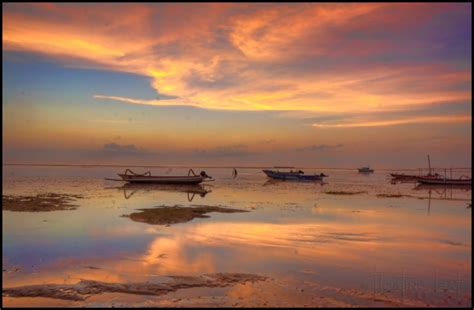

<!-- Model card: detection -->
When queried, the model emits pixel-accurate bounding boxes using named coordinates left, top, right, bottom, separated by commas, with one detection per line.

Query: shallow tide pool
left=2, top=166, right=472, bottom=307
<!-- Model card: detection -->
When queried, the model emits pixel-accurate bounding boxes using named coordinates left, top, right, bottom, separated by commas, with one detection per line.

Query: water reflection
left=2, top=166, right=471, bottom=307
left=414, top=183, right=471, bottom=193
left=262, top=178, right=327, bottom=187
left=390, top=178, right=416, bottom=185
left=6, top=213, right=469, bottom=305
left=110, top=183, right=211, bottom=201
left=413, top=184, right=471, bottom=215
left=413, top=183, right=471, bottom=202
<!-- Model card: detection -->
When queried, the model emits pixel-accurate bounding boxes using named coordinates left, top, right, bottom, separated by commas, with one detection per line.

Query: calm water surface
left=2, top=166, right=471, bottom=307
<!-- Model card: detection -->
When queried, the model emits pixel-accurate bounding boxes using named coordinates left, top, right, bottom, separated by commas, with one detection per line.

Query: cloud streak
left=3, top=3, right=471, bottom=118
left=94, top=95, right=177, bottom=106
left=100, top=143, right=157, bottom=157
left=312, top=115, right=471, bottom=128
left=296, top=144, right=343, bottom=152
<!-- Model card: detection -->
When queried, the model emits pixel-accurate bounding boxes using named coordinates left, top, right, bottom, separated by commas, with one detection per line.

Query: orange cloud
left=3, top=3, right=471, bottom=115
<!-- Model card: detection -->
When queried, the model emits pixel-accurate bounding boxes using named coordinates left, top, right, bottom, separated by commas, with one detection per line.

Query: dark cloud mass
left=102, top=143, right=139, bottom=153
left=296, top=144, right=344, bottom=152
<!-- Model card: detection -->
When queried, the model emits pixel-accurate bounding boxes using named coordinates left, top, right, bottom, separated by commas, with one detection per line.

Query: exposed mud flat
left=324, top=191, right=367, bottom=195
left=2, top=193, right=83, bottom=212
left=123, top=205, right=249, bottom=225
left=2, top=273, right=268, bottom=301
left=67, top=277, right=443, bottom=307
left=3, top=167, right=471, bottom=307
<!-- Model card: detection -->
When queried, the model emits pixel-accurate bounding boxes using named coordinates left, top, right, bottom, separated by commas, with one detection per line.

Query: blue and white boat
left=262, top=169, right=328, bottom=181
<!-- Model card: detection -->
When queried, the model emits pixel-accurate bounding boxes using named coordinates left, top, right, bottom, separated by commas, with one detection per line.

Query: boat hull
left=118, top=174, right=205, bottom=184
left=416, top=177, right=471, bottom=186
left=262, top=170, right=326, bottom=181
left=390, top=173, right=419, bottom=180
left=390, top=173, right=441, bottom=181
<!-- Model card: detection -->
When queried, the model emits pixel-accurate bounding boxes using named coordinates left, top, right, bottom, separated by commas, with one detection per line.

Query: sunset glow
left=3, top=3, right=471, bottom=167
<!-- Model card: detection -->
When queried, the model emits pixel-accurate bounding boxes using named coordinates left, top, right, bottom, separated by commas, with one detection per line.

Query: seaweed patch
left=2, top=193, right=83, bottom=212
left=2, top=273, right=268, bottom=301
left=123, top=205, right=248, bottom=225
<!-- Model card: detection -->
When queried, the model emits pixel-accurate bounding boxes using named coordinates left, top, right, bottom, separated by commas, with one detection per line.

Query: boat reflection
left=115, top=183, right=211, bottom=201
left=413, top=183, right=471, bottom=215
left=414, top=183, right=471, bottom=202
left=390, top=178, right=416, bottom=185
left=262, top=178, right=327, bottom=187
left=414, top=183, right=471, bottom=192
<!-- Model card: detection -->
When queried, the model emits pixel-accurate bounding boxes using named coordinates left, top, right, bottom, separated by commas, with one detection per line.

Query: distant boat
left=390, top=172, right=441, bottom=181
left=390, top=173, right=417, bottom=180
left=263, top=169, right=328, bottom=181
left=416, top=176, right=471, bottom=186
left=358, top=166, right=374, bottom=173
left=107, top=169, right=213, bottom=184
left=391, top=155, right=440, bottom=181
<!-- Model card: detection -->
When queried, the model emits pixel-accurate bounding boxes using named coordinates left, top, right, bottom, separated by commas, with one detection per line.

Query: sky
left=2, top=3, right=472, bottom=168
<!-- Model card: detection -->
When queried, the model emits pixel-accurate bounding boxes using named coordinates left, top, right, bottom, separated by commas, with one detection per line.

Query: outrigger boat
left=263, top=168, right=328, bottom=181
left=390, top=172, right=441, bottom=181
left=417, top=176, right=471, bottom=186
left=391, top=155, right=440, bottom=181
left=106, top=169, right=213, bottom=184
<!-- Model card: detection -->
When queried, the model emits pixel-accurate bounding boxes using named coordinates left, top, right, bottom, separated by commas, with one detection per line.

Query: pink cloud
left=3, top=3, right=471, bottom=115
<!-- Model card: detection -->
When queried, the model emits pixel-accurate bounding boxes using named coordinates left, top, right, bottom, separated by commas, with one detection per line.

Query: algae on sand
left=2, top=273, right=268, bottom=301
left=2, top=193, right=83, bottom=212
left=324, top=191, right=367, bottom=195
left=376, top=193, right=406, bottom=198
left=123, top=205, right=249, bottom=225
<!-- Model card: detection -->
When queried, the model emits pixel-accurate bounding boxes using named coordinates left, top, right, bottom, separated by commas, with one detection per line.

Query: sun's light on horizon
left=2, top=3, right=471, bottom=167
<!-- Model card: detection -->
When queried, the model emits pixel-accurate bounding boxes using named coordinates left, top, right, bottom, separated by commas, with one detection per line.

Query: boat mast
left=427, top=155, right=432, bottom=176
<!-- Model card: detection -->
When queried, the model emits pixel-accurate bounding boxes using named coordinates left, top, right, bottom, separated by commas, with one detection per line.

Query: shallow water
left=2, top=166, right=472, bottom=307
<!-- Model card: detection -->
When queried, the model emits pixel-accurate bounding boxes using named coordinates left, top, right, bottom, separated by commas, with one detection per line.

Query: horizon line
left=3, top=163, right=472, bottom=171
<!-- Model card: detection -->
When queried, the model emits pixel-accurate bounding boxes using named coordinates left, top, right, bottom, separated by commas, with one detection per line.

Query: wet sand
left=2, top=166, right=472, bottom=307
left=3, top=273, right=267, bottom=301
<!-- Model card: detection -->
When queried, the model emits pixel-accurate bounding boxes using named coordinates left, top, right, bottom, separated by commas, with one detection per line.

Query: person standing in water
left=232, top=168, right=238, bottom=178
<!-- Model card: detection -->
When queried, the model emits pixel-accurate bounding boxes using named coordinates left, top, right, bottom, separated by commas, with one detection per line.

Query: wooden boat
left=358, top=166, right=374, bottom=173
left=263, top=169, right=328, bottom=181
left=390, top=172, right=441, bottom=181
left=391, top=155, right=440, bottom=181
left=417, top=176, right=471, bottom=186
left=390, top=173, right=417, bottom=181
left=110, top=169, right=213, bottom=184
